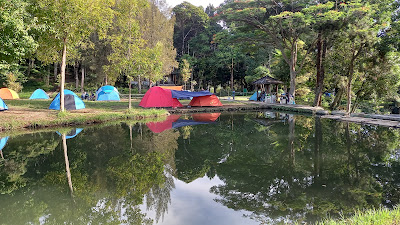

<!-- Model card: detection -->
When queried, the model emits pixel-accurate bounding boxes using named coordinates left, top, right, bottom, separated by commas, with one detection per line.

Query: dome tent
left=249, top=91, right=260, bottom=101
left=0, top=97, right=8, bottom=111
left=0, top=137, right=9, bottom=152
left=189, top=95, right=223, bottom=107
left=0, top=88, right=19, bottom=100
left=29, top=89, right=50, bottom=99
left=49, top=90, right=85, bottom=110
left=139, top=86, right=183, bottom=108
left=96, top=85, right=120, bottom=101
left=56, top=128, right=83, bottom=139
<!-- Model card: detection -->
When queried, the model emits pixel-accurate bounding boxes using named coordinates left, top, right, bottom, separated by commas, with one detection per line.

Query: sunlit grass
left=317, top=207, right=400, bottom=225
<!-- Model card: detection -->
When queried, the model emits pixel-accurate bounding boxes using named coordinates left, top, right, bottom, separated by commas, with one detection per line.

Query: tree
left=105, top=0, right=148, bottom=109
left=33, top=0, right=114, bottom=111
left=139, top=0, right=178, bottom=91
left=172, top=2, right=209, bottom=57
left=329, top=2, right=389, bottom=114
left=0, top=0, right=37, bottom=87
left=180, top=58, right=191, bottom=90
left=218, top=0, right=315, bottom=98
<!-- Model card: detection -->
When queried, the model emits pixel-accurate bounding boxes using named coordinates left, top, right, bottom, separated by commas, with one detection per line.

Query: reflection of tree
left=0, top=123, right=179, bottom=224
left=208, top=117, right=400, bottom=223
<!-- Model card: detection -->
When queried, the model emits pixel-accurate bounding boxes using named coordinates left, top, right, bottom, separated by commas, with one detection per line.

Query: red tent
left=146, top=114, right=181, bottom=133
left=192, top=113, right=221, bottom=122
left=189, top=95, right=223, bottom=107
left=139, top=87, right=183, bottom=108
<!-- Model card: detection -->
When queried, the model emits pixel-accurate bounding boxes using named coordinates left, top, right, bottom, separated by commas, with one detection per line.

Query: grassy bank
left=1, top=99, right=168, bottom=132
left=317, top=207, right=400, bottom=225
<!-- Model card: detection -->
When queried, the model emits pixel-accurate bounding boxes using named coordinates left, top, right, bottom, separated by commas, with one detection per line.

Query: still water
left=0, top=111, right=399, bottom=224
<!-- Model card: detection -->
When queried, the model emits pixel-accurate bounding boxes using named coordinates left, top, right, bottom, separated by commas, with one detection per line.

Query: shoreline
left=2, top=99, right=400, bottom=134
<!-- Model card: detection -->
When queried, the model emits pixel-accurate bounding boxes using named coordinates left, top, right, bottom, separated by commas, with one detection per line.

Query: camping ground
left=0, top=98, right=250, bottom=132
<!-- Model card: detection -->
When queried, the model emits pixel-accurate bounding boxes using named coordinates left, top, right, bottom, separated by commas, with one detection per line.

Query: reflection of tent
left=96, top=85, right=120, bottom=101
left=0, top=88, right=19, bottom=99
left=189, top=95, right=223, bottom=107
left=146, top=114, right=181, bottom=133
left=249, top=91, right=260, bottom=101
left=49, top=90, right=85, bottom=110
left=172, top=119, right=213, bottom=128
left=139, top=87, right=183, bottom=108
left=146, top=115, right=216, bottom=133
left=0, top=97, right=8, bottom=111
left=0, top=137, right=9, bottom=151
left=56, top=128, right=84, bottom=139
left=192, top=113, right=221, bottom=122
left=29, top=89, right=50, bottom=99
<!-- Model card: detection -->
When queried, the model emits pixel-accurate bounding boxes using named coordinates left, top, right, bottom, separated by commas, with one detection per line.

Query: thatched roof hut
left=252, top=76, right=284, bottom=85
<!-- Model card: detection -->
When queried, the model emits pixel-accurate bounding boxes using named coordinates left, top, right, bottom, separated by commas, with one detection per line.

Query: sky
left=165, top=0, right=225, bottom=9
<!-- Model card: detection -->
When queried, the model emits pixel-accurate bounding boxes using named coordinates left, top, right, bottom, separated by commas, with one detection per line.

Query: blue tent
left=249, top=91, right=260, bottom=101
left=172, top=119, right=214, bottom=129
left=56, top=128, right=83, bottom=139
left=171, top=90, right=213, bottom=99
left=29, top=89, right=50, bottom=99
left=96, top=85, right=120, bottom=101
left=0, top=97, right=8, bottom=111
left=49, top=90, right=85, bottom=110
left=0, top=137, right=9, bottom=151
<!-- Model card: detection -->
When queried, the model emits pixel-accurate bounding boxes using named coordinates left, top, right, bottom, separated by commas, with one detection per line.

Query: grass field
left=316, top=207, right=400, bottom=225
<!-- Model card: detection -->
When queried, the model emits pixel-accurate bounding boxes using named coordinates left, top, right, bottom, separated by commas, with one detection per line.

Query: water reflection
left=0, top=112, right=398, bottom=224
left=146, top=113, right=220, bottom=134
left=0, top=136, right=9, bottom=159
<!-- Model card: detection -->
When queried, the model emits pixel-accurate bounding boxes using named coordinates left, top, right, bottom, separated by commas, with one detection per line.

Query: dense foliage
left=1, top=0, right=400, bottom=112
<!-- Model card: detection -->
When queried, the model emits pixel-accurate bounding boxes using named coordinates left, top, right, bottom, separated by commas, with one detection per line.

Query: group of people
left=257, top=91, right=294, bottom=104
left=81, top=91, right=95, bottom=101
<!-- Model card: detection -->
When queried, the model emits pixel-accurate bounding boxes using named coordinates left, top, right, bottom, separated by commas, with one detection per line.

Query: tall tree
left=0, top=0, right=37, bottom=85
left=34, top=0, right=114, bottom=111
left=105, top=0, right=148, bottom=109
left=218, top=0, right=315, bottom=98
left=172, top=2, right=209, bottom=57
left=180, top=58, right=191, bottom=90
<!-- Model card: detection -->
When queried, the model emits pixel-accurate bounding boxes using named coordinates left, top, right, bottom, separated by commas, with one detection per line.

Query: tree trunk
left=346, top=64, right=354, bottom=115
left=62, top=134, right=73, bottom=194
left=128, top=79, right=132, bottom=110
left=181, top=22, right=185, bottom=56
left=330, top=88, right=343, bottom=110
left=46, top=65, right=50, bottom=86
left=289, top=43, right=297, bottom=98
left=27, top=59, right=34, bottom=77
left=230, top=57, right=234, bottom=90
left=105, top=74, right=108, bottom=85
left=54, top=62, right=58, bottom=82
left=81, top=67, right=85, bottom=93
left=314, top=33, right=324, bottom=106
left=74, top=62, right=79, bottom=91
left=60, top=37, right=67, bottom=112
left=138, top=74, right=142, bottom=94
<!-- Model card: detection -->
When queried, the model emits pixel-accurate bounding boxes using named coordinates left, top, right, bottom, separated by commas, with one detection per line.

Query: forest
left=1, top=0, right=400, bottom=113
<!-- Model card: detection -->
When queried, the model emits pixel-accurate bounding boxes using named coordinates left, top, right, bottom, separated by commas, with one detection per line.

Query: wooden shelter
left=252, top=76, right=284, bottom=98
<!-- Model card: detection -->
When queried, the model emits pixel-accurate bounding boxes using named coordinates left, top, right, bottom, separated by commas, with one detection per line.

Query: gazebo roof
left=253, top=76, right=284, bottom=85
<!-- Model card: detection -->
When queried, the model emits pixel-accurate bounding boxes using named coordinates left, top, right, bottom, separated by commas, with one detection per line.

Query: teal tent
left=0, top=137, right=9, bottom=151
left=29, top=89, right=50, bottom=99
left=0, top=97, right=8, bottom=111
left=96, top=85, right=120, bottom=101
left=56, top=128, right=83, bottom=139
left=249, top=91, right=260, bottom=101
left=49, top=90, right=85, bottom=110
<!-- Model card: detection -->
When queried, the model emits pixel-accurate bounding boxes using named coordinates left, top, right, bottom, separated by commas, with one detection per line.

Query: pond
left=0, top=111, right=399, bottom=224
